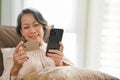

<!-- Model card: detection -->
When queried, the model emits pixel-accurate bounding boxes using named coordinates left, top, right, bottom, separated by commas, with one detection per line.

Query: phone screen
left=46, top=28, right=64, bottom=55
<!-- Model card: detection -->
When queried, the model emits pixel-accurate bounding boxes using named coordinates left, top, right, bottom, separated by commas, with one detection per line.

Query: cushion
left=1, top=48, right=15, bottom=73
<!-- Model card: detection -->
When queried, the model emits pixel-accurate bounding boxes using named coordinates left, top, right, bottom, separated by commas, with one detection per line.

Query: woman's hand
left=47, top=42, right=64, bottom=66
left=10, top=41, right=29, bottom=76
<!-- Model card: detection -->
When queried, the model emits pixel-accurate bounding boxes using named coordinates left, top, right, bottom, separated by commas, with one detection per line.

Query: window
left=99, top=0, right=120, bottom=78
left=85, top=0, right=120, bottom=78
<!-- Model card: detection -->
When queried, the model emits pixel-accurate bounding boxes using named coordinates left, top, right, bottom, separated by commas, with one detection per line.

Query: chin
left=27, top=39, right=37, bottom=42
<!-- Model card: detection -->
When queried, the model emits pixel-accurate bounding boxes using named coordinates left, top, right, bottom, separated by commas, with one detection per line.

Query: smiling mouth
left=29, top=34, right=39, bottom=39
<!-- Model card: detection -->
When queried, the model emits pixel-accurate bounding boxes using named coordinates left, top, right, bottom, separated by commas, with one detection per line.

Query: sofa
left=0, top=25, right=119, bottom=80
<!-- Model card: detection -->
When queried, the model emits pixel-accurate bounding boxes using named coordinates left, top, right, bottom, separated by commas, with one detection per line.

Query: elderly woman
left=1, top=8, right=72, bottom=80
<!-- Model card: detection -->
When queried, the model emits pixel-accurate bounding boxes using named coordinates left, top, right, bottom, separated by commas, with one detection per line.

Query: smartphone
left=46, top=28, right=64, bottom=55
left=22, top=41, right=40, bottom=52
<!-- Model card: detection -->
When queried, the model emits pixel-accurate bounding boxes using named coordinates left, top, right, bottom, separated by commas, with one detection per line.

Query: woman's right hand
left=10, top=41, right=29, bottom=76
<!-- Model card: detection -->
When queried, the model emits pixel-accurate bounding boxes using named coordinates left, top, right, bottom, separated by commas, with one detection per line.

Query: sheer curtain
left=86, top=0, right=120, bottom=78
left=99, top=0, right=120, bottom=78
left=1, top=0, right=24, bottom=25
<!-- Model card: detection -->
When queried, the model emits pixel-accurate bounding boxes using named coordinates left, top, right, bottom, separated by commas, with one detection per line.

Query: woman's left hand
left=47, top=42, right=64, bottom=66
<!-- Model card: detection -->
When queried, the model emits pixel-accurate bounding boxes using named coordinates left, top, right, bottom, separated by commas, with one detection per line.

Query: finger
left=17, top=49, right=28, bottom=59
left=14, top=41, right=24, bottom=54
left=47, top=53, right=63, bottom=59
left=14, top=49, right=27, bottom=61
left=48, top=55, right=62, bottom=66
left=14, top=52, right=28, bottom=60
left=17, top=57, right=28, bottom=64
left=48, top=49, right=63, bottom=55
left=18, top=48, right=25, bottom=54
left=14, top=53, right=29, bottom=65
left=18, top=54, right=29, bottom=60
left=59, top=42, right=64, bottom=52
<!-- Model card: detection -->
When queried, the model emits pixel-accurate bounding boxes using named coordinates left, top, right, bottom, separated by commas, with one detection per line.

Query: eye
left=33, top=21, right=40, bottom=26
left=23, top=26, right=29, bottom=29
left=34, top=24, right=39, bottom=26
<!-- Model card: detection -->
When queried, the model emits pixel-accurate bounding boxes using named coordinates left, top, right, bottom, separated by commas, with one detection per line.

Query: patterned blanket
left=23, top=66, right=119, bottom=80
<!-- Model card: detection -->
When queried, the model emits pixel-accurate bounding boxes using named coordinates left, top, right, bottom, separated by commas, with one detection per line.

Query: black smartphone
left=46, top=28, right=64, bottom=55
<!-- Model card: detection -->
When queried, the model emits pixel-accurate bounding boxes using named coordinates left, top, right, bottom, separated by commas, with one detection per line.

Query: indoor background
left=0, top=0, right=120, bottom=78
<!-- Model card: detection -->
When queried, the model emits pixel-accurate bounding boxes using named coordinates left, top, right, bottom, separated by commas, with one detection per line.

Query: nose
left=29, top=27, right=36, bottom=33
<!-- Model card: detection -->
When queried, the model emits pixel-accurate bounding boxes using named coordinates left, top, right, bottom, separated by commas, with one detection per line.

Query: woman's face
left=20, top=13, right=44, bottom=44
